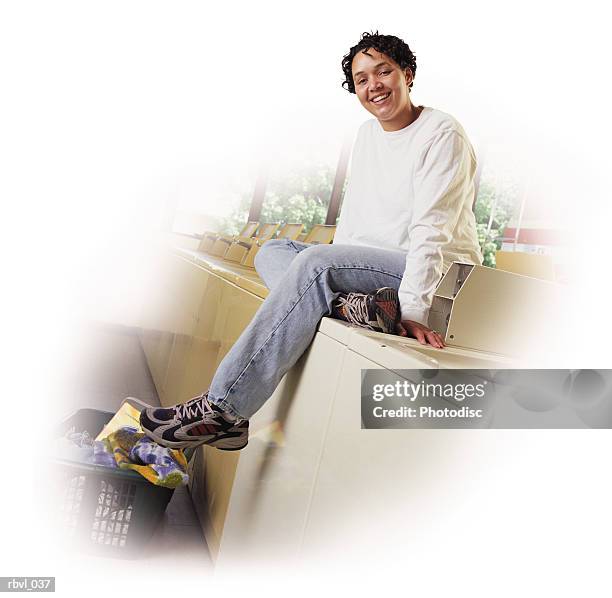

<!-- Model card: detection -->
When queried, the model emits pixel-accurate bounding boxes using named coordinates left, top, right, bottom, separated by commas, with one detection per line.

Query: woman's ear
left=404, top=68, right=413, bottom=87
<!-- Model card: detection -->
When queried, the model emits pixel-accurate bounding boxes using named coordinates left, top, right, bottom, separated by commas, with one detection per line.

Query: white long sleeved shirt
left=334, top=106, right=483, bottom=325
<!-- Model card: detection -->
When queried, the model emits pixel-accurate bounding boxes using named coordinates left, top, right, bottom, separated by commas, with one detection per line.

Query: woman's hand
left=397, top=320, right=445, bottom=349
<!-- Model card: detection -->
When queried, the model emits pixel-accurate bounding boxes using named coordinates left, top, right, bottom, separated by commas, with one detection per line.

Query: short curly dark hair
left=341, top=31, right=417, bottom=94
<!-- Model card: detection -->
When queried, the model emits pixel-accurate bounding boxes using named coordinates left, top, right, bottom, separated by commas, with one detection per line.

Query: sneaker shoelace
left=335, top=293, right=374, bottom=330
left=174, top=393, right=219, bottom=424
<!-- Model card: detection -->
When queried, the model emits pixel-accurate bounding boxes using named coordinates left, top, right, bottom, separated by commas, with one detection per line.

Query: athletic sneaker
left=139, top=392, right=248, bottom=451
left=332, top=287, right=401, bottom=334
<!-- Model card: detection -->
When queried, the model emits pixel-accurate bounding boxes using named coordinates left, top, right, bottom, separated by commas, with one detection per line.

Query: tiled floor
left=61, top=320, right=212, bottom=569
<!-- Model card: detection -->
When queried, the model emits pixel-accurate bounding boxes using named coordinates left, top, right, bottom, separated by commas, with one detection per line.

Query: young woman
left=140, top=31, right=483, bottom=451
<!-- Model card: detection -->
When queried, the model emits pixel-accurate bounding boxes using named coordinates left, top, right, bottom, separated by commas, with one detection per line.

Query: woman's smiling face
left=351, top=48, right=414, bottom=129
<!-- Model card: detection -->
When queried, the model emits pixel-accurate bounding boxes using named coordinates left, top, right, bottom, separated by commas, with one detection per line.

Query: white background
left=1, top=0, right=610, bottom=595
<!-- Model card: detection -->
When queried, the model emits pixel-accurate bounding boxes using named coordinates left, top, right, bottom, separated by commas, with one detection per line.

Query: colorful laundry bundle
left=101, top=426, right=188, bottom=489
left=57, top=401, right=190, bottom=489
left=95, top=402, right=143, bottom=441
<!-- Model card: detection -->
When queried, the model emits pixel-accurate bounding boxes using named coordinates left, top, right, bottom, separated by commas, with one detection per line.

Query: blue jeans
left=208, top=239, right=407, bottom=419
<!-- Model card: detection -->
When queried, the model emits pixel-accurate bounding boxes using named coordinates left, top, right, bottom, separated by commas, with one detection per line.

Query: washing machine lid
left=318, top=317, right=516, bottom=370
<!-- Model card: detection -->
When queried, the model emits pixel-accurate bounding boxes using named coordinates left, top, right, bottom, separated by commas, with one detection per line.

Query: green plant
left=473, top=172, right=521, bottom=267
left=218, top=162, right=335, bottom=236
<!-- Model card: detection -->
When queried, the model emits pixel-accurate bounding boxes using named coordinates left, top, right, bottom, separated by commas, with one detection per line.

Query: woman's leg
left=208, top=243, right=407, bottom=419
left=253, top=238, right=311, bottom=290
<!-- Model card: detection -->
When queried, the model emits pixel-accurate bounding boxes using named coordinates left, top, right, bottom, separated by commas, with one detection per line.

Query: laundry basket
left=53, top=403, right=192, bottom=559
